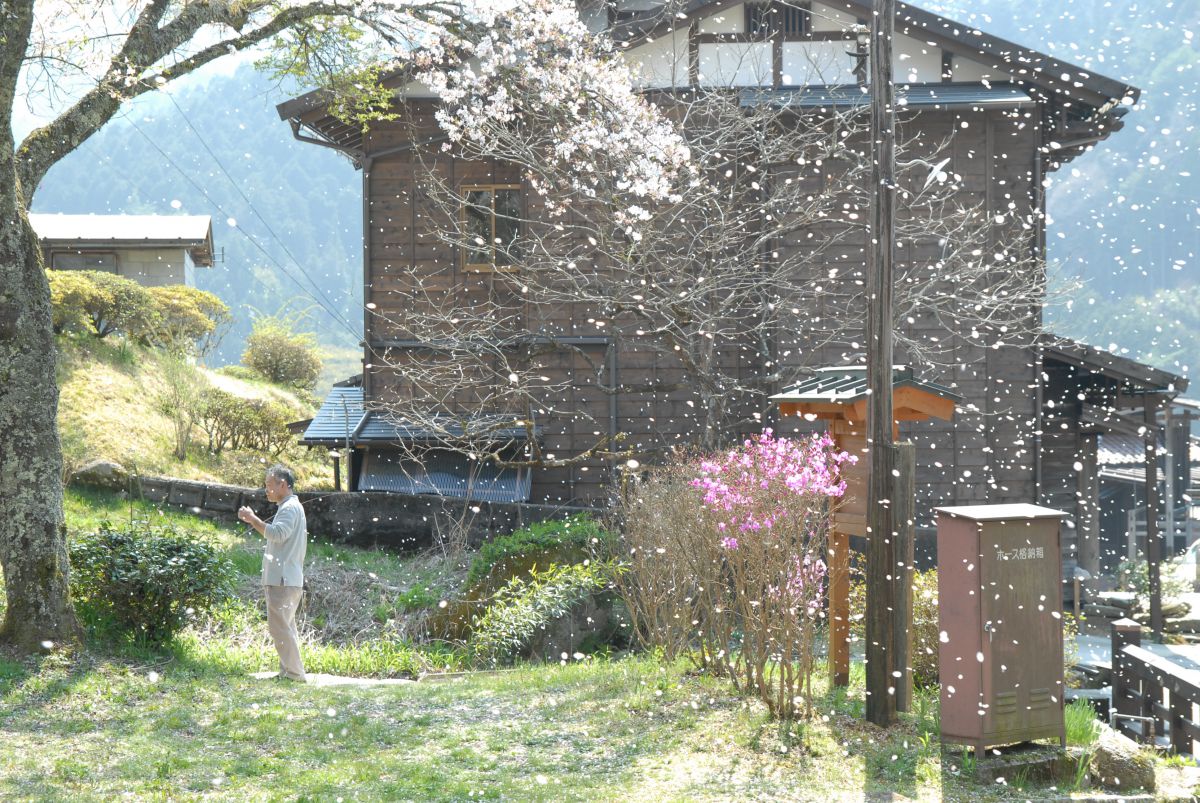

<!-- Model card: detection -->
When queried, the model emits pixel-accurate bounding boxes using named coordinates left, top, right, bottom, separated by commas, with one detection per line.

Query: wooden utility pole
left=864, top=0, right=898, bottom=727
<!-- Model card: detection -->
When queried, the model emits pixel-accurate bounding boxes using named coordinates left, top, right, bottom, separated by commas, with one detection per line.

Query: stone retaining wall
left=125, top=475, right=592, bottom=551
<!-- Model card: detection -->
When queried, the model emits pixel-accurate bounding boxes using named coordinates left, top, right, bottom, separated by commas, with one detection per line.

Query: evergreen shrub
left=70, top=521, right=235, bottom=643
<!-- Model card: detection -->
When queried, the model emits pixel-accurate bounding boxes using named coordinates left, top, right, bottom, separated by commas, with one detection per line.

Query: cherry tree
left=0, top=0, right=687, bottom=652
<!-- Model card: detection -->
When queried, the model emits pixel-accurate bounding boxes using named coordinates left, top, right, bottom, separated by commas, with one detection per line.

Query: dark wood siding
left=358, top=102, right=1047, bottom=510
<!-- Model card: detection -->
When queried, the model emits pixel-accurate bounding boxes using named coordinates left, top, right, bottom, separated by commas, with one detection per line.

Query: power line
left=125, top=115, right=360, bottom=342
left=163, top=92, right=360, bottom=335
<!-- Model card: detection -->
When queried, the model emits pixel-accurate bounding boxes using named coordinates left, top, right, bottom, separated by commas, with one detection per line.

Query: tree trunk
left=0, top=166, right=82, bottom=651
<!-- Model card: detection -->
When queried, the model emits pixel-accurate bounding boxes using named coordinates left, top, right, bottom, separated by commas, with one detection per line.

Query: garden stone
left=71, top=459, right=129, bottom=491
left=1090, top=724, right=1156, bottom=792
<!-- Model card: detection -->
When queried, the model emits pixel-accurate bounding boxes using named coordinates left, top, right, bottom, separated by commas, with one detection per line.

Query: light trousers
left=265, top=585, right=306, bottom=681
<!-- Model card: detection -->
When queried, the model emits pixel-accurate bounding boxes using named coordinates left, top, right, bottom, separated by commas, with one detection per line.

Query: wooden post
left=1112, top=618, right=1142, bottom=735
left=864, top=0, right=898, bottom=727
left=1145, top=397, right=1163, bottom=640
left=829, top=529, right=850, bottom=687
left=892, top=442, right=915, bottom=713
left=1170, top=678, right=1191, bottom=755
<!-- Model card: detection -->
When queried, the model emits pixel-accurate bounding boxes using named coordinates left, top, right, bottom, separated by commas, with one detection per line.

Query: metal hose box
left=936, top=504, right=1067, bottom=752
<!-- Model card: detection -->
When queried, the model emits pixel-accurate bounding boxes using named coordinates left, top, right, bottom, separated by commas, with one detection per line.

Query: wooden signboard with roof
left=771, top=366, right=959, bottom=687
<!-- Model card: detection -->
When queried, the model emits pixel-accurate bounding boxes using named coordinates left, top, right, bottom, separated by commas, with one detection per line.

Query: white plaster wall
left=627, top=28, right=690, bottom=87
left=811, top=1, right=859, bottom=32
left=697, top=4, right=744, bottom=34
left=782, top=41, right=856, bottom=85
left=116, top=247, right=188, bottom=287
left=698, top=42, right=773, bottom=86
left=952, top=55, right=1015, bottom=83
left=893, top=33, right=943, bottom=83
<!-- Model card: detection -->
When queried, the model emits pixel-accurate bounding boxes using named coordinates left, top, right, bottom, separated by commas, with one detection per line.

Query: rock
left=1090, top=723, right=1156, bottom=792
left=71, top=459, right=129, bottom=491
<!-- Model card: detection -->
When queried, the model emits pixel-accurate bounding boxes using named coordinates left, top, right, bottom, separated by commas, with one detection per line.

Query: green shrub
left=469, top=562, right=614, bottom=667
left=467, top=515, right=610, bottom=588
left=241, top=315, right=322, bottom=391
left=194, top=387, right=297, bottom=457
left=47, top=270, right=101, bottom=334
left=145, top=285, right=231, bottom=355
left=47, top=269, right=160, bottom=339
left=849, top=567, right=940, bottom=688
left=69, top=522, right=236, bottom=643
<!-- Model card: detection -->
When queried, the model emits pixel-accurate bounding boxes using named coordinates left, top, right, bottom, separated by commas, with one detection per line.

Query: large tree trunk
left=0, top=166, right=82, bottom=650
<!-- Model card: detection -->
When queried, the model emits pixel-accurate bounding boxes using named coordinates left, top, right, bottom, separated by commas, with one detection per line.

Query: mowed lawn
left=0, top=649, right=1022, bottom=802
left=2, top=490, right=1185, bottom=801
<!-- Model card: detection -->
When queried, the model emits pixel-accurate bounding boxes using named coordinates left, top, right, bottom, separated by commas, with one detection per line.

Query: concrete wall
left=116, top=247, right=189, bottom=287
left=129, top=474, right=592, bottom=552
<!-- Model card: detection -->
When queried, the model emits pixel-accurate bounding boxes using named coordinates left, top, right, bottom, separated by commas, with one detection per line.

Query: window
left=746, top=1, right=810, bottom=37
left=462, top=185, right=521, bottom=271
left=51, top=251, right=117, bottom=272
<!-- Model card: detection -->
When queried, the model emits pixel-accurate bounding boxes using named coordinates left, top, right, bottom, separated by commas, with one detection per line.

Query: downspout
left=362, top=154, right=374, bottom=402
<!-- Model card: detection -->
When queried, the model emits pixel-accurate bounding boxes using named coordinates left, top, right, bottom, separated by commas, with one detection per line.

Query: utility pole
left=864, top=0, right=899, bottom=727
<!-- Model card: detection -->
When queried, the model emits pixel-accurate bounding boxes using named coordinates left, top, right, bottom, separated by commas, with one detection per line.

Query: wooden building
left=279, top=0, right=1182, bottom=569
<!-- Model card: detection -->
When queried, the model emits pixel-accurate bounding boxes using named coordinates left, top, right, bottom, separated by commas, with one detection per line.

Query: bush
left=614, top=431, right=855, bottom=720
left=194, top=387, right=297, bottom=457
left=848, top=567, right=940, bottom=689
left=47, top=269, right=159, bottom=339
left=469, top=562, right=615, bottom=667
left=241, top=315, right=322, bottom=391
left=467, top=515, right=609, bottom=588
left=145, top=285, right=231, bottom=356
left=70, top=522, right=236, bottom=643
left=157, top=352, right=208, bottom=459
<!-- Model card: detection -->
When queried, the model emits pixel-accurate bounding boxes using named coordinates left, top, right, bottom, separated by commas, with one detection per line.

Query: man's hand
left=239, top=506, right=265, bottom=535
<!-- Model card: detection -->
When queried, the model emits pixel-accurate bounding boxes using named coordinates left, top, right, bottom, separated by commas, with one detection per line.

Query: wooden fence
left=1111, top=617, right=1200, bottom=755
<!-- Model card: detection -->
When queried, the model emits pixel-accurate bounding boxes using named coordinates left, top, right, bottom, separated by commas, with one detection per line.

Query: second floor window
left=463, top=185, right=521, bottom=271
left=746, top=1, right=810, bottom=38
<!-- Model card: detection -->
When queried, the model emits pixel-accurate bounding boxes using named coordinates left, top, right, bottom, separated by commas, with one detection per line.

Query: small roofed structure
left=30, top=213, right=215, bottom=287
left=771, top=365, right=961, bottom=686
left=300, top=385, right=536, bottom=502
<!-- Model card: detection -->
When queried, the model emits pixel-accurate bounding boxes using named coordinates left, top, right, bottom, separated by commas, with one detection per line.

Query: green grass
left=1, top=646, right=1070, bottom=802
left=55, top=333, right=334, bottom=489
left=1, top=493, right=1183, bottom=800
left=1064, top=698, right=1102, bottom=747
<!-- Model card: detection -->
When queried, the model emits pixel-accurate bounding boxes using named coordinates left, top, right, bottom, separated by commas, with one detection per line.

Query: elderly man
left=238, top=464, right=307, bottom=682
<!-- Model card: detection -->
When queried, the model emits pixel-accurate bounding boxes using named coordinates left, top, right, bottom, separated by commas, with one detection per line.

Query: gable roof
left=279, top=0, right=1137, bottom=161
left=618, top=0, right=1138, bottom=110
left=30, top=213, right=215, bottom=267
left=1042, top=337, right=1189, bottom=396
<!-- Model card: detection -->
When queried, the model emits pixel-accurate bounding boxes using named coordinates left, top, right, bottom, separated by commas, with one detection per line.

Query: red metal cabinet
left=936, top=504, right=1067, bottom=752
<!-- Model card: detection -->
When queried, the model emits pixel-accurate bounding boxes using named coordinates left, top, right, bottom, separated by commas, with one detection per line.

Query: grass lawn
left=0, top=490, right=1193, bottom=800
left=1, top=649, right=1039, bottom=802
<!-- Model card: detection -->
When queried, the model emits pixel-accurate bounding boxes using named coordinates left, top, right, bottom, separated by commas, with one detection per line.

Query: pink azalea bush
left=614, top=431, right=854, bottom=721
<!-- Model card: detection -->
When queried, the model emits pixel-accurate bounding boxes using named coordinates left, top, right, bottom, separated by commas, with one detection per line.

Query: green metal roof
left=770, top=365, right=962, bottom=405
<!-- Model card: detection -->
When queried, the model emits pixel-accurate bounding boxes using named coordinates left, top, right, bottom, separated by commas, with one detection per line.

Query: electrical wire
left=163, top=92, right=360, bottom=335
left=125, top=115, right=361, bottom=342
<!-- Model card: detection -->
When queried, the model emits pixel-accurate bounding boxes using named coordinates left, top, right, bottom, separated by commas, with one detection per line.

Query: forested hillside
left=31, top=66, right=363, bottom=368
left=29, top=1, right=1199, bottom=378
left=927, top=0, right=1198, bottom=377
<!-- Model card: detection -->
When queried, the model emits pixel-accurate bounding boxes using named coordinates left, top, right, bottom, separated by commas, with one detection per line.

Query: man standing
left=238, top=464, right=307, bottom=682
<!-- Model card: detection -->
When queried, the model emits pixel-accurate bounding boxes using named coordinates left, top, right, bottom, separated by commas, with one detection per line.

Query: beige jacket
left=262, top=494, right=306, bottom=587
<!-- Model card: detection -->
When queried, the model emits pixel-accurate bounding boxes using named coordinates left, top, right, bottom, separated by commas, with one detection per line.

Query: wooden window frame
left=461, top=184, right=522, bottom=273
left=48, top=250, right=119, bottom=273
